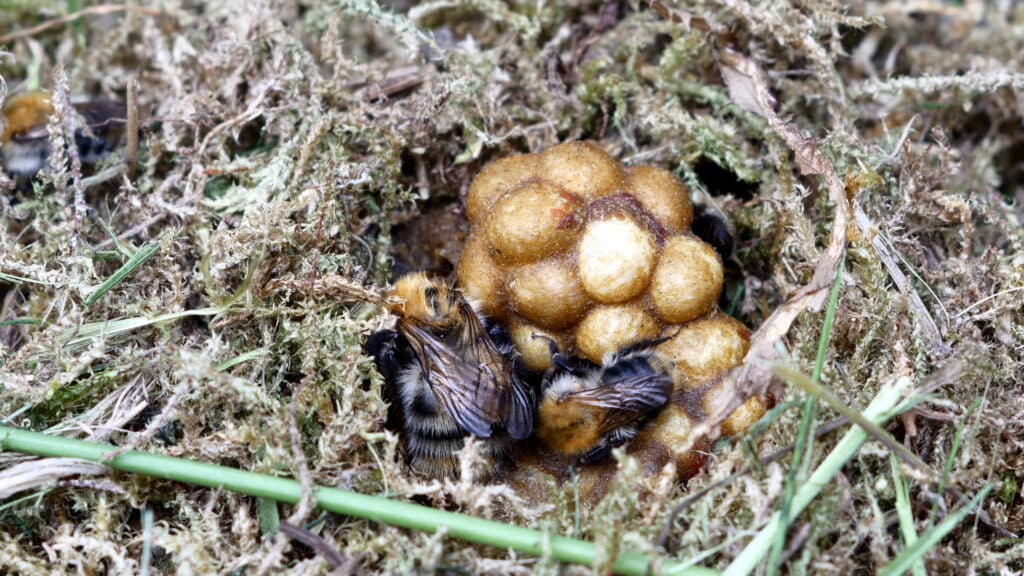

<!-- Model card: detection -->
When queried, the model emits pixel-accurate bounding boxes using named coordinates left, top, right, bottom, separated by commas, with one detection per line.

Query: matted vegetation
left=1, top=1, right=1022, bottom=573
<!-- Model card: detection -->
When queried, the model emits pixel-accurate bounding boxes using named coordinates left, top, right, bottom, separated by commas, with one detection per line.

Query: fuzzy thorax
left=386, top=272, right=458, bottom=329
left=536, top=372, right=604, bottom=456
left=1, top=92, right=54, bottom=143
left=536, top=395, right=603, bottom=456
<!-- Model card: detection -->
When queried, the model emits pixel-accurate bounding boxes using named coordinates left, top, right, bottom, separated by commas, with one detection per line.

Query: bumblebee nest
left=455, top=141, right=768, bottom=501
left=461, top=141, right=766, bottom=428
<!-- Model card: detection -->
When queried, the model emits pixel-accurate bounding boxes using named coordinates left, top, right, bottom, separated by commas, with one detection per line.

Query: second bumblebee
left=535, top=338, right=675, bottom=463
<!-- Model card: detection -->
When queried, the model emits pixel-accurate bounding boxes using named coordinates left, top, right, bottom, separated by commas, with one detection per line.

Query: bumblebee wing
left=503, top=380, right=534, bottom=440
left=455, top=300, right=534, bottom=439
left=11, top=102, right=128, bottom=143
left=399, top=320, right=498, bottom=438
left=567, top=371, right=673, bottom=433
left=74, top=101, right=128, bottom=132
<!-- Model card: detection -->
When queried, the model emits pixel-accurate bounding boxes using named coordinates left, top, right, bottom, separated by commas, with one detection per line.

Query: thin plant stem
left=890, top=455, right=926, bottom=576
left=927, top=399, right=978, bottom=529
left=0, top=426, right=716, bottom=576
left=768, top=254, right=844, bottom=574
left=878, top=485, right=993, bottom=576
left=722, top=375, right=913, bottom=576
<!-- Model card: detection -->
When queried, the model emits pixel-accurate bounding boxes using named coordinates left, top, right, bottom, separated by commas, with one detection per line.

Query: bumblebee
left=691, top=209, right=734, bottom=259
left=364, top=273, right=534, bottom=479
left=1, top=91, right=127, bottom=179
left=535, top=338, right=674, bottom=463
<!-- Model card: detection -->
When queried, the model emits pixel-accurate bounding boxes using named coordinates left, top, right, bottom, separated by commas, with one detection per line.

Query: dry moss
left=1, top=0, right=1022, bottom=573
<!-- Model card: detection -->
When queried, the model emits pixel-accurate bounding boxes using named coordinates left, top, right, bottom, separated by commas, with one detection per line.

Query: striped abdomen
left=398, top=364, right=510, bottom=479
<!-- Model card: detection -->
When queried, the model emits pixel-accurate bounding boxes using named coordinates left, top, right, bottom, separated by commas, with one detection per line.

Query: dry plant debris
left=1, top=1, right=1023, bottom=574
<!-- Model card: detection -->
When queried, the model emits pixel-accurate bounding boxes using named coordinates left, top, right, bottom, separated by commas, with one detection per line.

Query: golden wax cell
left=650, top=235, right=723, bottom=323
left=657, top=314, right=750, bottom=383
left=538, top=141, right=624, bottom=200
left=624, top=165, right=693, bottom=233
left=456, top=233, right=507, bottom=320
left=466, top=154, right=537, bottom=223
left=702, top=386, right=769, bottom=438
left=508, top=323, right=563, bottom=372
left=575, top=304, right=659, bottom=363
left=631, top=405, right=708, bottom=478
left=508, top=258, right=589, bottom=329
left=577, top=217, right=657, bottom=304
left=482, top=180, right=582, bottom=264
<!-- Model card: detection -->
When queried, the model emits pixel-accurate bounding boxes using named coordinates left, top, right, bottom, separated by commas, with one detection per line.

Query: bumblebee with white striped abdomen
left=1, top=90, right=126, bottom=179
left=364, top=273, right=534, bottom=479
left=535, top=338, right=674, bottom=463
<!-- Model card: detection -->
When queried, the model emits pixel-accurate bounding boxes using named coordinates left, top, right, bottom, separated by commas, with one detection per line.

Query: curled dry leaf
left=0, top=457, right=107, bottom=499
left=701, top=48, right=852, bottom=440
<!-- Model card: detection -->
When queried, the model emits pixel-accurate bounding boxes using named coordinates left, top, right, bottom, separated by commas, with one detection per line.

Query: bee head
left=2, top=91, right=54, bottom=143
left=386, top=272, right=458, bottom=328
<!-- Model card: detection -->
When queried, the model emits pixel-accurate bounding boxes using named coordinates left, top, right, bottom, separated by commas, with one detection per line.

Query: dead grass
left=1, top=0, right=1022, bottom=573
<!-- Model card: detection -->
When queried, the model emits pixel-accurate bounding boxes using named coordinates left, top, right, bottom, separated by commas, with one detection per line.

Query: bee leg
left=617, top=335, right=673, bottom=356
left=529, top=331, right=563, bottom=361
left=363, top=329, right=421, bottom=431
left=487, top=322, right=532, bottom=382
left=579, top=426, right=640, bottom=464
left=363, top=329, right=413, bottom=385
left=579, top=443, right=612, bottom=464
left=362, top=329, right=413, bottom=435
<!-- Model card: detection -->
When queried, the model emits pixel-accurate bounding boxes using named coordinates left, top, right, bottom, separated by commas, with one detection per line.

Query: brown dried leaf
left=707, top=48, right=852, bottom=437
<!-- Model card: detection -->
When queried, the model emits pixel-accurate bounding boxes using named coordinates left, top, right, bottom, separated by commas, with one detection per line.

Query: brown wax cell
left=465, top=154, right=537, bottom=224
left=538, top=141, right=624, bottom=200
left=482, top=180, right=582, bottom=264
left=625, top=165, right=693, bottom=233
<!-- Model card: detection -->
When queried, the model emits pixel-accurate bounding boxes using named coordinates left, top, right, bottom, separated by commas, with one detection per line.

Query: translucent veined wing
left=399, top=319, right=534, bottom=439
left=453, top=300, right=534, bottom=439
left=562, top=370, right=672, bottom=435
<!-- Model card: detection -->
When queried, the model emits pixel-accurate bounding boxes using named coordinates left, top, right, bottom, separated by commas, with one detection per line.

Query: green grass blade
left=61, top=307, right=226, bottom=352
left=0, top=318, right=41, bottom=328
left=84, top=241, right=161, bottom=307
left=878, top=484, right=993, bottom=576
left=890, top=455, right=926, bottom=576
left=217, top=348, right=270, bottom=371
left=0, top=426, right=718, bottom=576
left=0, top=272, right=60, bottom=286
left=258, top=497, right=281, bottom=535
left=928, top=399, right=978, bottom=529
left=768, top=255, right=845, bottom=574
left=772, top=365, right=933, bottom=479
left=723, top=375, right=913, bottom=576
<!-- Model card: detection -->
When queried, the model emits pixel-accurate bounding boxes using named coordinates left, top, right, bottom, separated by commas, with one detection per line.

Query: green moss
left=1, top=0, right=1022, bottom=573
